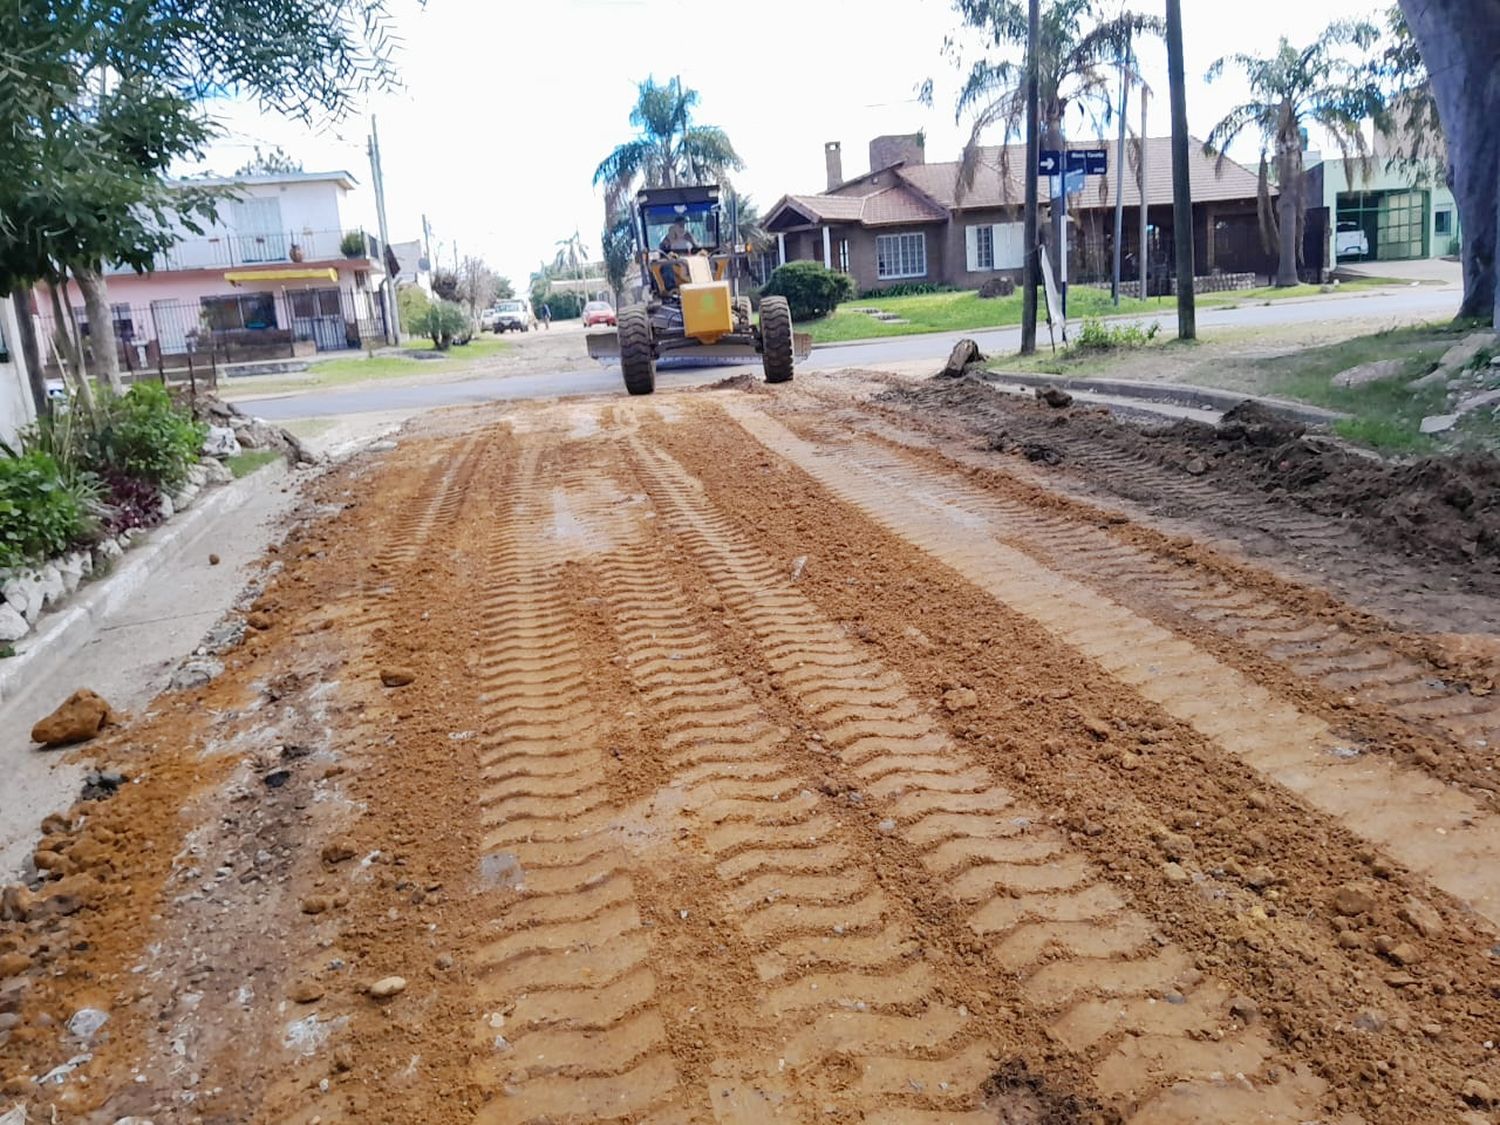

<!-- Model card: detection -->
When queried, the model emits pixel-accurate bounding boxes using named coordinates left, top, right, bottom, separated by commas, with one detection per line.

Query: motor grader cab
left=586, top=184, right=803, bottom=395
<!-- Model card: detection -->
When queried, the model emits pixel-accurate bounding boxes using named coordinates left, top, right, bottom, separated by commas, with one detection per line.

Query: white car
left=1335, top=221, right=1369, bottom=258
left=479, top=307, right=501, bottom=331
left=493, top=299, right=537, bottom=333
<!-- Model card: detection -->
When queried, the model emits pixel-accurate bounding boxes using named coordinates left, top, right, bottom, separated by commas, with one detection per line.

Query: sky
left=190, top=0, right=1388, bottom=289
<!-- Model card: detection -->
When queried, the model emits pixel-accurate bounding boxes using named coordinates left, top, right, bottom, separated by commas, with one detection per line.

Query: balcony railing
left=107, top=228, right=383, bottom=275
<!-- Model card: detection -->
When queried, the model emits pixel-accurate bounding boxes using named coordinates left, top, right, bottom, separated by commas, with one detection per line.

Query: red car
left=583, top=300, right=617, bottom=328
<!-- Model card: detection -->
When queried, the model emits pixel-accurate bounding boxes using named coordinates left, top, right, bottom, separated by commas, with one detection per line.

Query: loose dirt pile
left=878, top=377, right=1500, bottom=574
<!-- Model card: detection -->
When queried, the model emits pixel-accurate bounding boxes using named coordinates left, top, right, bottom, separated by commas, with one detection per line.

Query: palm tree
left=951, top=0, right=1162, bottom=276
left=553, top=230, right=591, bottom=300
left=1204, top=21, right=1382, bottom=287
left=593, top=76, right=743, bottom=211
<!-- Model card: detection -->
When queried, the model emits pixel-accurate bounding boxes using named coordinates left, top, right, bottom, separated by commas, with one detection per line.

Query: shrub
left=397, top=284, right=432, bottom=334
left=762, top=261, right=856, bottom=321
left=87, top=383, right=206, bottom=490
left=340, top=229, right=368, bottom=257
left=1070, top=318, right=1160, bottom=353
left=534, top=291, right=584, bottom=320
left=0, top=449, right=91, bottom=568
left=420, top=300, right=471, bottom=350
left=858, top=282, right=957, bottom=299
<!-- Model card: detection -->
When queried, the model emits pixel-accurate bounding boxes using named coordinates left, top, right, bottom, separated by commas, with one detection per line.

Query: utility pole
left=1165, top=0, right=1196, bottom=339
left=367, top=115, right=399, bottom=345
left=1139, top=87, right=1149, bottom=298
left=1020, top=0, right=1040, bottom=355
left=422, top=214, right=433, bottom=274
left=1111, top=38, right=1130, bottom=306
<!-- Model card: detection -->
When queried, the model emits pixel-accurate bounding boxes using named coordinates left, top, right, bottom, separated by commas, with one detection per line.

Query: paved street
left=239, top=286, right=1459, bottom=420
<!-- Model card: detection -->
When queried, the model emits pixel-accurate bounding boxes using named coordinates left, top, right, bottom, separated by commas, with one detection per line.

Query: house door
left=151, top=299, right=190, bottom=355
left=232, top=197, right=287, bottom=264
left=289, top=289, right=347, bottom=351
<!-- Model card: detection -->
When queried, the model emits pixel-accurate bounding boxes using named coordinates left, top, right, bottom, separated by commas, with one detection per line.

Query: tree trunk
left=45, top=281, right=95, bottom=412
left=1044, top=117, right=1067, bottom=291
left=1275, top=139, right=1301, bottom=287
left=73, top=267, right=123, bottom=392
left=12, top=288, right=50, bottom=419
left=1399, top=0, right=1500, bottom=324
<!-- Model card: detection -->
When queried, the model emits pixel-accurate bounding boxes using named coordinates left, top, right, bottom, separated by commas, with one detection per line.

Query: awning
left=223, top=268, right=338, bottom=285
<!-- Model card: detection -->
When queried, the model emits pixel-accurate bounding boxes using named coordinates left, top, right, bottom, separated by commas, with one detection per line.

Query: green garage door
left=1337, top=190, right=1428, bottom=262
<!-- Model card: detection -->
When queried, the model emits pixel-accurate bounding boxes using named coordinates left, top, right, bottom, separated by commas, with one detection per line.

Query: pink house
left=37, top=170, right=391, bottom=375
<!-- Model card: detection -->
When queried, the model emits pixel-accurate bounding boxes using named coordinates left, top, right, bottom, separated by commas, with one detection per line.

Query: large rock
left=30, top=689, right=116, bottom=747
left=0, top=604, right=28, bottom=643
left=2, top=573, right=41, bottom=624
left=939, top=338, right=985, bottom=378
left=171, top=482, right=201, bottom=512
left=1332, top=359, right=1405, bottom=388
left=91, top=538, right=124, bottom=572
left=56, top=553, right=86, bottom=595
left=203, top=425, right=241, bottom=457
left=37, top=564, right=65, bottom=610
left=199, top=458, right=233, bottom=486
left=1437, top=330, right=1497, bottom=374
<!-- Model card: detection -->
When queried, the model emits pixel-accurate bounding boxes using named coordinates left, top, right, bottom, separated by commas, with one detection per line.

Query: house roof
left=174, top=169, right=360, bottom=190
left=900, top=137, right=1266, bottom=211
left=767, top=184, right=947, bottom=230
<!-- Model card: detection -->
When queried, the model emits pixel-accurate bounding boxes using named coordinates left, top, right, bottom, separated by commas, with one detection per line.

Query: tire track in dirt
left=467, top=442, right=697, bottom=1123
left=628, top=434, right=1336, bottom=1121
left=593, top=528, right=1006, bottom=1121
left=721, top=401, right=1500, bottom=932
left=782, top=425, right=1500, bottom=790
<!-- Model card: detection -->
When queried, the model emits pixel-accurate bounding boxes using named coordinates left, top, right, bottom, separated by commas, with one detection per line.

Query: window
left=201, top=292, right=278, bottom=331
left=876, top=232, right=926, bottom=279
left=112, top=303, right=135, bottom=342
left=1435, top=209, right=1452, bottom=235
left=974, top=225, right=995, bottom=270
left=837, top=239, right=850, bottom=273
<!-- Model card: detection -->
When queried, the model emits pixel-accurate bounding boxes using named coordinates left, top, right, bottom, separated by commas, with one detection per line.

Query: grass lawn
left=225, top=449, right=282, bottom=478
left=800, top=275, right=1418, bottom=345
left=221, top=335, right=510, bottom=398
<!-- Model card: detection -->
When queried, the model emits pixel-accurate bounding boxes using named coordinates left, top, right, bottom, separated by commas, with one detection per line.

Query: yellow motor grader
left=585, top=184, right=808, bottom=395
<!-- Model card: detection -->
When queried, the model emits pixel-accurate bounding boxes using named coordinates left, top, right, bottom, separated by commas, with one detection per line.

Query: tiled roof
left=770, top=184, right=948, bottom=228
left=898, top=137, right=1267, bottom=211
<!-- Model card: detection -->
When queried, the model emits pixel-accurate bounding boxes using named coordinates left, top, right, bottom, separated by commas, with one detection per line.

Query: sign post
left=1038, top=149, right=1108, bottom=317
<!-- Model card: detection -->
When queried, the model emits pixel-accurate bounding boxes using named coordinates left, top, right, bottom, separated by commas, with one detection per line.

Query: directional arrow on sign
left=1037, top=150, right=1061, bottom=176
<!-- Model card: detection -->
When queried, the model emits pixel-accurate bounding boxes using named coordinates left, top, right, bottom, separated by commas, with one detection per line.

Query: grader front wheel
left=759, top=296, right=794, bottom=384
left=619, top=305, right=656, bottom=396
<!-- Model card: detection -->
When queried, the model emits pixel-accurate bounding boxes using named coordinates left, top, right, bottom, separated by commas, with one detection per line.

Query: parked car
left=582, top=301, right=617, bottom=328
left=493, top=299, right=537, bottom=333
left=1335, top=221, right=1370, bottom=259
left=479, top=307, right=501, bottom=331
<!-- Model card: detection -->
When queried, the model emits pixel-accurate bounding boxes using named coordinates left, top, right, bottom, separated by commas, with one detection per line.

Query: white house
left=37, top=170, right=391, bottom=375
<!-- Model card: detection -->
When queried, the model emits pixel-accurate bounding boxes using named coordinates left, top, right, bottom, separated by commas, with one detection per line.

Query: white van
left=493, top=298, right=537, bottom=333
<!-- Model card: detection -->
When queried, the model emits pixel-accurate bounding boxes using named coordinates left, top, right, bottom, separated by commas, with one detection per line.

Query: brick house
left=764, top=133, right=1295, bottom=295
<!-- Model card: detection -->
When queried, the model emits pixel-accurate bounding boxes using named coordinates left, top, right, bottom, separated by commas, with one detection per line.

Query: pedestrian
left=540, top=303, right=551, bottom=330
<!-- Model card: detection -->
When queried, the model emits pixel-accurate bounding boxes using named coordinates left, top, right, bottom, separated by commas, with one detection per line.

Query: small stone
left=1082, top=718, right=1111, bottom=741
left=0, top=952, right=32, bottom=978
left=246, top=611, right=273, bottom=631
left=1337, top=930, right=1364, bottom=950
left=1228, top=995, right=1259, bottom=1023
left=1247, top=791, right=1271, bottom=811
left=30, top=688, right=115, bottom=747
left=1375, top=935, right=1420, bottom=966
left=1184, top=456, right=1207, bottom=475
left=169, top=658, right=223, bottom=691
left=1353, top=1009, right=1387, bottom=1032
left=208, top=554, right=221, bottom=566
left=1400, top=898, right=1444, bottom=939
left=1244, top=865, right=1276, bottom=890
left=368, top=976, right=406, bottom=999
left=1036, top=385, right=1073, bottom=408
left=941, top=687, right=977, bottom=712
left=332, top=1045, right=354, bottom=1073
left=435, top=954, right=455, bottom=971
left=289, top=980, right=324, bottom=1003
left=321, top=840, right=356, bottom=865
left=1463, top=1079, right=1496, bottom=1107
left=300, top=895, right=333, bottom=915
left=1333, top=882, right=1377, bottom=916
left=380, top=667, right=416, bottom=688
left=66, top=1007, right=109, bottom=1042
left=1161, top=862, right=1190, bottom=885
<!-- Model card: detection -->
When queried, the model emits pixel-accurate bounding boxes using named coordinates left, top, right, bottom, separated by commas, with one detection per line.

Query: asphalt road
left=242, top=286, right=1458, bottom=421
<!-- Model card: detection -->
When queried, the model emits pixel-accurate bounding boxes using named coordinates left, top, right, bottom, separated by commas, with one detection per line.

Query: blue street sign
left=1066, top=148, right=1109, bottom=175
left=1038, top=149, right=1061, bottom=176
left=1052, top=168, right=1085, bottom=198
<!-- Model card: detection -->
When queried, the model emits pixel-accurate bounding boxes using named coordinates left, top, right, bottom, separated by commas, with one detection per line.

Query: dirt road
left=4, top=371, right=1500, bottom=1123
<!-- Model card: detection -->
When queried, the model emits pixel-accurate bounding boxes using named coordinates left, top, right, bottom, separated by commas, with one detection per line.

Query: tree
left=430, top=269, right=460, bottom=302
left=494, top=276, right=515, bottom=300
left=235, top=145, right=303, bottom=176
left=1391, top=0, right=1497, bottom=324
left=949, top=0, right=1163, bottom=280
left=593, top=76, right=743, bottom=208
left=1204, top=21, right=1382, bottom=287
left=456, top=256, right=498, bottom=317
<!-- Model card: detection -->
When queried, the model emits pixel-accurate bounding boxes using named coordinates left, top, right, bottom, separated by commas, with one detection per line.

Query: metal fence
left=103, top=228, right=385, bottom=276
left=34, top=286, right=388, bottom=381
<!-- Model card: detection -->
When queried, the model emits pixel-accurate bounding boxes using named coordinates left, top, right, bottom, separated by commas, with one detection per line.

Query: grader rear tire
left=619, top=305, right=656, bottom=396
left=759, top=296, right=794, bottom=384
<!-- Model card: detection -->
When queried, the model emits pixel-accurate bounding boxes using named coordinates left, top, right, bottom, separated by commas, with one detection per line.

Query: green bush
left=88, top=383, right=207, bottom=489
left=340, top=229, right=368, bottom=257
left=858, top=282, right=957, bottom=299
left=397, top=284, right=432, bottom=334
left=420, top=300, right=471, bottom=350
left=534, top=291, right=584, bottom=320
left=0, top=450, right=91, bottom=569
left=1070, top=317, right=1161, bottom=353
left=762, top=261, right=856, bottom=320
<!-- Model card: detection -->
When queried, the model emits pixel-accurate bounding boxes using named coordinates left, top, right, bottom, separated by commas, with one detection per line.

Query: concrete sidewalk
left=0, top=463, right=303, bottom=880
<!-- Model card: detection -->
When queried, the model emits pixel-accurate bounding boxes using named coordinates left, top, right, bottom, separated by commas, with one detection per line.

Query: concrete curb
left=0, top=463, right=287, bottom=708
left=979, top=371, right=1348, bottom=426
